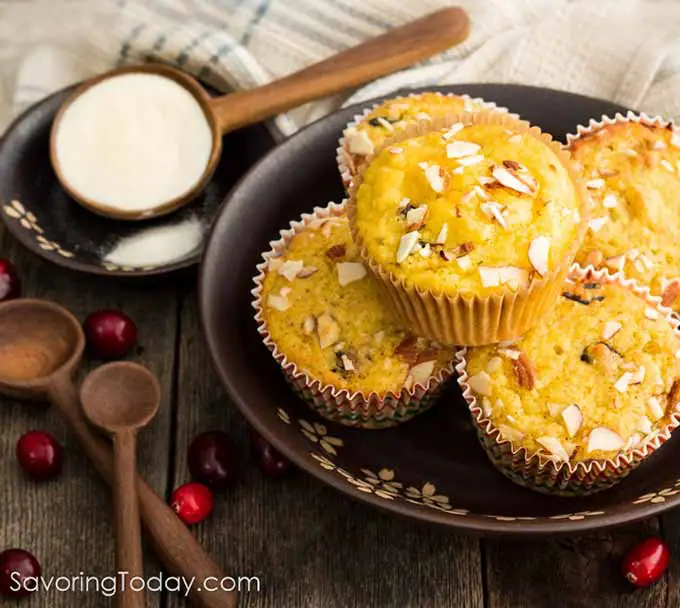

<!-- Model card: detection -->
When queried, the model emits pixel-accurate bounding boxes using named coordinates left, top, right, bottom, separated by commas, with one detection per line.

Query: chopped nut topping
left=512, top=352, right=537, bottom=390
left=441, top=123, right=465, bottom=140
left=586, top=178, right=605, bottom=189
left=637, top=415, right=653, bottom=434
left=587, top=427, right=624, bottom=453
left=467, top=370, right=492, bottom=396
left=406, top=205, right=428, bottom=230
left=486, top=356, right=503, bottom=373
left=345, top=128, right=375, bottom=155
left=267, top=294, right=291, bottom=311
left=277, top=260, right=304, bottom=281
left=337, top=262, right=367, bottom=286
left=457, top=154, right=485, bottom=167
left=338, top=352, right=356, bottom=372
left=547, top=402, right=565, bottom=417
left=326, top=244, right=346, bottom=260
left=479, top=266, right=529, bottom=289
left=317, top=312, right=340, bottom=349
left=302, top=316, right=316, bottom=335
left=588, top=217, right=608, bottom=232
left=653, top=140, right=667, bottom=150
left=297, top=266, right=319, bottom=279
left=480, top=201, right=507, bottom=228
left=602, top=320, right=622, bottom=340
left=398, top=197, right=411, bottom=209
left=396, top=231, right=421, bottom=263
left=630, top=365, right=646, bottom=385
left=662, top=280, right=680, bottom=307
left=528, top=236, right=551, bottom=276
left=508, top=134, right=522, bottom=144
left=614, top=371, right=633, bottom=393
left=409, top=360, right=436, bottom=386
left=446, top=140, right=481, bottom=158
left=279, top=287, right=292, bottom=297
left=435, top=223, right=448, bottom=245
left=388, top=146, right=403, bottom=154
left=602, top=194, right=618, bottom=208
left=561, top=404, right=583, bottom=437
left=478, top=176, right=496, bottom=186
left=605, top=255, right=625, bottom=272
left=645, top=307, right=660, bottom=320
left=419, top=243, right=432, bottom=258
left=456, top=255, right=472, bottom=270
left=492, top=164, right=537, bottom=195
left=661, top=159, right=676, bottom=173
left=498, top=348, right=521, bottom=360
left=375, top=117, right=395, bottom=131
left=497, top=424, right=523, bottom=442
left=672, top=132, right=680, bottom=148
left=536, top=436, right=570, bottom=462
left=419, top=163, right=445, bottom=193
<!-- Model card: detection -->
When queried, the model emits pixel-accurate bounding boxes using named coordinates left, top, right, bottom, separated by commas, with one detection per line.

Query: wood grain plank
left=167, top=293, right=484, bottom=608
left=484, top=520, right=665, bottom=608
left=0, top=230, right=179, bottom=607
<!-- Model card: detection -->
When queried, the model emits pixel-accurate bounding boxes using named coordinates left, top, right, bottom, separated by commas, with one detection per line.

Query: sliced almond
left=486, top=356, right=503, bottom=373
left=588, top=217, right=608, bottom=232
left=661, top=159, right=676, bottom=173
left=388, top=146, right=403, bottom=154
left=479, top=267, right=501, bottom=288
left=418, top=243, right=432, bottom=258
left=326, top=244, right=346, bottom=261
left=478, top=266, right=528, bottom=289
left=637, top=415, right=653, bottom=434
left=498, top=348, right=521, bottom=360
left=672, top=131, right=680, bottom=148
left=317, top=312, right=340, bottom=349
left=508, top=134, right=522, bottom=144
left=497, top=424, right=523, bottom=442
left=481, top=397, right=492, bottom=417
left=396, top=231, right=421, bottom=264
left=536, top=436, right=571, bottom=462
left=547, top=402, right=565, bottom=418
left=409, top=360, right=436, bottom=386
left=419, top=163, right=445, bottom=193
left=267, top=294, right=291, bottom=312
left=602, top=320, right=622, bottom=340
left=457, top=154, right=485, bottom=167
left=662, top=280, right=680, bottom=307
left=441, top=123, right=465, bottom=140
left=645, top=307, right=660, bottom=320
left=605, top=255, right=625, bottom=271
left=602, top=193, right=618, bottom=208
left=398, top=197, right=411, bottom=209
left=337, top=262, right=367, bottom=286
left=653, top=140, right=667, bottom=150
left=480, top=202, right=507, bottom=228
left=587, top=427, right=624, bottom=453
left=467, top=370, right=492, bottom=396
left=586, top=178, right=605, bottom=189
left=456, top=254, right=472, bottom=270
left=277, top=260, right=304, bottom=281
left=446, top=140, right=481, bottom=159
left=345, top=129, right=375, bottom=155
left=614, top=371, right=633, bottom=393
left=478, top=176, right=496, bottom=186
left=644, top=397, right=664, bottom=422
left=279, top=287, right=292, bottom=297
left=297, top=266, right=318, bottom=279
left=630, top=365, right=646, bottom=385
left=561, top=404, right=583, bottom=437
left=406, top=205, right=428, bottom=230
left=528, top=236, right=551, bottom=276
left=512, top=352, right=536, bottom=390
left=435, top=223, right=448, bottom=245
left=302, top=316, right=316, bottom=335
left=492, top=164, right=536, bottom=195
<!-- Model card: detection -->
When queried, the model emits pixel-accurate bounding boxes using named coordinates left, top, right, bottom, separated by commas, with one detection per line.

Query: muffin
left=568, top=113, right=680, bottom=311
left=457, top=266, right=680, bottom=496
left=348, top=111, right=589, bottom=346
left=338, top=92, right=505, bottom=189
left=252, top=202, right=455, bottom=428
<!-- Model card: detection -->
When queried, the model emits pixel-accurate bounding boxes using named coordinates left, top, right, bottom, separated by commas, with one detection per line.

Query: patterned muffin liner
left=455, top=264, right=680, bottom=497
left=347, top=110, right=593, bottom=346
left=337, top=92, right=512, bottom=191
left=251, top=201, right=455, bottom=429
left=566, top=110, right=680, bottom=312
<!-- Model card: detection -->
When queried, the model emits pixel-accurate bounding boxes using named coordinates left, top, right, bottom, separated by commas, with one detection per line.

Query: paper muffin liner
left=251, top=201, right=455, bottom=429
left=337, top=92, right=513, bottom=191
left=566, top=110, right=680, bottom=312
left=347, top=110, right=593, bottom=346
left=456, top=264, right=680, bottom=497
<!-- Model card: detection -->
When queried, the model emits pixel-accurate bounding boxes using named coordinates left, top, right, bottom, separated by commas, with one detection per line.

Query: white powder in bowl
left=103, top=217, right=204, bottom=268
left=54, top=73, right=213, bottom=213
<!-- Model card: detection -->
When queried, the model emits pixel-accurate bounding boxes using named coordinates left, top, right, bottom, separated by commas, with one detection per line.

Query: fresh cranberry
left=170, top=482, right=214, bottom=525
left=16, top=431, right=63, bottom=480
left=188, top=431, right=237, bottom=491
left=250, top=430, right=292, bottom=478
left=0, top=549, right=41, bottom=598
left=623, top=537, right=670, bottom=587
left=0, top=259, right=21, bottom=302
left=83, top=310, right=137, bottom=359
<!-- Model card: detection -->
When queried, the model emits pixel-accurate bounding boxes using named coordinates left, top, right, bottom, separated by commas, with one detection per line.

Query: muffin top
left=259, top=210, right=453, bottom=395
left=343, top=92, right=489, bottom=160
left=570, top=120, right=680, bottom=310
left=464, top=276, right=680, bottom=464
left=352, top=122, right=583, bottom=295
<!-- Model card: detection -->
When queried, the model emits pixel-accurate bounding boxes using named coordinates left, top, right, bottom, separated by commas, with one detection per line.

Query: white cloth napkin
left=5, top=0, right=680, bottom=138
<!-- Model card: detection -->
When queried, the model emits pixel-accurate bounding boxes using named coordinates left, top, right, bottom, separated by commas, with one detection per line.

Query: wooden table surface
left=0, top=224, right=678, bottom=608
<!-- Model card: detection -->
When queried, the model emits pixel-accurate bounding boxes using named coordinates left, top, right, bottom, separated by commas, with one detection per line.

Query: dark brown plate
left=0, top=82, right=275, bottom=277
left=200, top=84, right=680, bottom=536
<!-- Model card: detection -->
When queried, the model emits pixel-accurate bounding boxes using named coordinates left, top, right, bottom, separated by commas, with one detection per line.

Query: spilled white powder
left=103, top=217, right=204, bottom=268
left=54, top=73, right=212, bottom=213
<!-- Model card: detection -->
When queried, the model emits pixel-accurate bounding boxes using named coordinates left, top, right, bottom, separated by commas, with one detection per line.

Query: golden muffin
left=348, top=112, right=589, bottom=345
left=569, top=115, right=680, bottom=311
left=252, top=202, right=454, bottom=428
left=338, top=92, right=502, bottom=188
left=459, top=267, right=680, bottom=495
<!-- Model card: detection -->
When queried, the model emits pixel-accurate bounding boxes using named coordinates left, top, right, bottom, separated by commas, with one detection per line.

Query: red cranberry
left=623, top=537, right=670, bottom=587
left=170, top=482, right=214, bottom=525
left=0, top=549, right=41, bottom=598
left=83, top=310, right=137, bottom=359
left=188, top=431, right=237, bottom=491
left=16, top=431, right=63, bottom=480
left=0, top=259, right=21, bottom=302
left=250, top=430, right=292, bottom=478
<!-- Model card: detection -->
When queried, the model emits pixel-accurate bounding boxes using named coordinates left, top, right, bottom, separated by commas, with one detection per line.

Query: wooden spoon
left=81, top=362, right=161, bottom=608
left=50, top=7, right=470, bottom=220
left=0, top=299, right=236, bottom=608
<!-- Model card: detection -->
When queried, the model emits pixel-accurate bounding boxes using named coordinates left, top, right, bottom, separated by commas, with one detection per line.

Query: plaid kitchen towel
left=6, top=0, right=680, bottom=137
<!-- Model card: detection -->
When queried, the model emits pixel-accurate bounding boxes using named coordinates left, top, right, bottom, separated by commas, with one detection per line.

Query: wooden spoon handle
left=47, top=373, right=237, bottom=608
left=112, top=431, right=145, bottom=608
left=210, top=7, right=470, bottom=133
